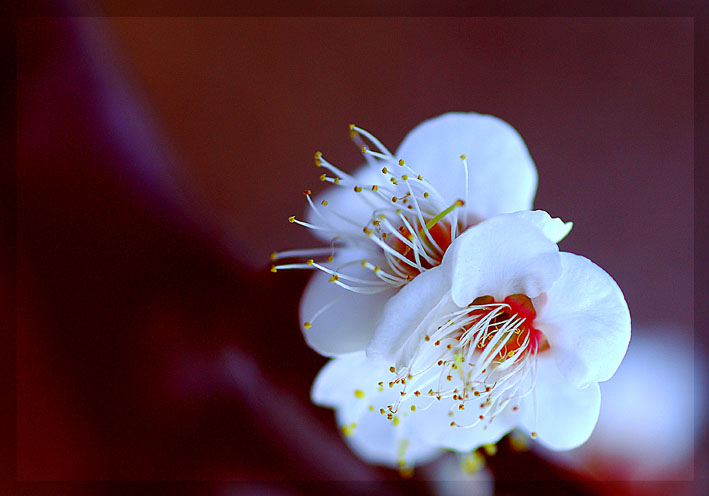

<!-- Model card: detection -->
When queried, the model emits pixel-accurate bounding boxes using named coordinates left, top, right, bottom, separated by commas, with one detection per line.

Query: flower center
left=388, top=219, right=454, bottom=276
left=271, top=124, right=473, bottom=302
left=463, top=294, right=548, bottom=361
left=377, top=294, right=547, bottom=430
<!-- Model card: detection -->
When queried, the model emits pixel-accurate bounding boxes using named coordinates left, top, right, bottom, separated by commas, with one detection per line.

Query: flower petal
left=519, top=355, right=601, bottom=450
left=500, top=210, right=573, bottom=244
left=336, top=406, right=442, bottom=468
left=395, top=112, right=537, bottom=218
left=536, top=252, right=631, bottom=388
left=450, top=214, right=562, bottom=307
left=300, top=250, right=396, bottom=356
left=306, top=165, right=383, bottom=242
left=312, top=352, right=441, bottom=467
left=412, top=395, right=517, bottom=452
left=366, top=264, right=450, bottom=361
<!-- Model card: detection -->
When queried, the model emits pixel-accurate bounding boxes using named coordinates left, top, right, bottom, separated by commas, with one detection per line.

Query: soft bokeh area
left=15, top=13, right=701, bottom=495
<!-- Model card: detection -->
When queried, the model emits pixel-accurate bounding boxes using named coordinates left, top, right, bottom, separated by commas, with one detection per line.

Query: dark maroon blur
left=15, top=12, right=694, bottom=496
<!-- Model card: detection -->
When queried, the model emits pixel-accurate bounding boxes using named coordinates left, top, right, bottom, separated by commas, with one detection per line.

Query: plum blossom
left=272, top=113, right=538, bottom=355
left=273, top=113, right=631, bottom=469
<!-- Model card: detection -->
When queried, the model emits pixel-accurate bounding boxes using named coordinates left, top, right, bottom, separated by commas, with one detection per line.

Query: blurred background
left=15, top=12, right=703, bottom=495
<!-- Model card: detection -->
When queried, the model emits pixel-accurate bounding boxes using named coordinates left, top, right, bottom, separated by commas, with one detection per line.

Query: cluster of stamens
left=374, top=294, right=545, bottom=432
left=271, top=124, right=473, bottom=328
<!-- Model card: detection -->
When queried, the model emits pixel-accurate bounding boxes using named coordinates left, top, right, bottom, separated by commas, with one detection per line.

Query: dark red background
left=14, top=11, right=697, bottom=495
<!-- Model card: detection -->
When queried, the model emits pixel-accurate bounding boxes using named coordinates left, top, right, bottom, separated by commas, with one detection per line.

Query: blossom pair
left=273, top=113, right=630, bottom=469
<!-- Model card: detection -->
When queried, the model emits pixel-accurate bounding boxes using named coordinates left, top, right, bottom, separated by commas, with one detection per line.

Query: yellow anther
left=327, top=255, right=334, bottom=262
left=269, top=252, right=277, bottom=260
left=531, top=432, right=538, bottom=439
left=424, top=335, right=430, bottom=341
left=306, top=259, right=314, bottom=266
left=361, top=147, right=367, bottom=153
left=303, top=189, right=312, bottom=196
left=288, top=216, right=296, bottom=223
left=410, top=405, right=416, bottom=412
left=354, top=186, right=362, bottom=192
left=315, top=159, right=322, bottom=167
left=369, top=405, right=374, bottom=411
left=483, top=444, right=497, bottom=456
left=360, top=260, right=367, bottom=267
left=270, top=266, right=277, bottom=273
left=417, top=174, right=422, bottom=181
left=341, top=423, right=357, bottom=436
left=371, top=185, right=378, bottom=191
left=363, top=227, right=372, bottom=235
left=392, top=416, right=401, bottom=426
left=328, top=274, right=339, bottom=282
left=423, top=192, right=429, bottom=198
left=450, top=421, right=456, bottom=427
left=389, top=366, right=396, bottom=373
left=349, top=124, right=355, bottom=131
left=455, top=199, right=465, bottom=207
left=446, top=375, right=452, bottom=381
left=401, top=174, right=408, bottom=180
left=319, top=174, right=327, bottom=182
left=390, top=178, right=398, bottom=185
left=458, top=404, right=465, bottom=410
left=321, top=200, right=328, bottom=206
left=303, top=321, right=311, bottom=329
left=372, top=219, right=380, bottom=226
left=460, top=154, right=466, bottom=160
left=334, top=177, right=340, bottom=184
left=381, top=167, right=388, bottom=174
left=380, top=408, right=386, bottom=415
left=448, top=411, right=454, bottom=417
left=461, top=452, right=485, bottom=475
left=395, top=209, right=402, bottom=215
left=373, top=266, right=381, bottom=273
left=381, top=233, right=388, bottom=239
left=398, top=159, right=405, bottom=166
left=354, top=389, right=365, bottom=399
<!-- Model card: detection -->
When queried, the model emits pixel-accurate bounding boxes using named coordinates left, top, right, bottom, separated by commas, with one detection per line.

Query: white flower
left=274, top=113, right=631, bottom=469
left=272, top=113, right=538, bottom=355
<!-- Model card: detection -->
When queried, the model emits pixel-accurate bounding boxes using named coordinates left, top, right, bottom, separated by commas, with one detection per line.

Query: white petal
left=536, top=252, right=631, bottom=388
left=300, top=252, right=395, bottom=356
left=306, top=164, right=383, bottom=242
left=520, top=355, right=601, bottom=450
left=450, top=214, right=562, bottom=307
left=311, top=352, right=441, bottom=467
left=500, top=210, right=573, bottom=244
left=311, top=352, right=381, bottom=409
left=366, top=264, right=450, bottom=361
left=413, top=396, right=516, bottom=452
left=336, top=407, right=442, bottom=468
left=395, top=112, right=537, bottom=218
